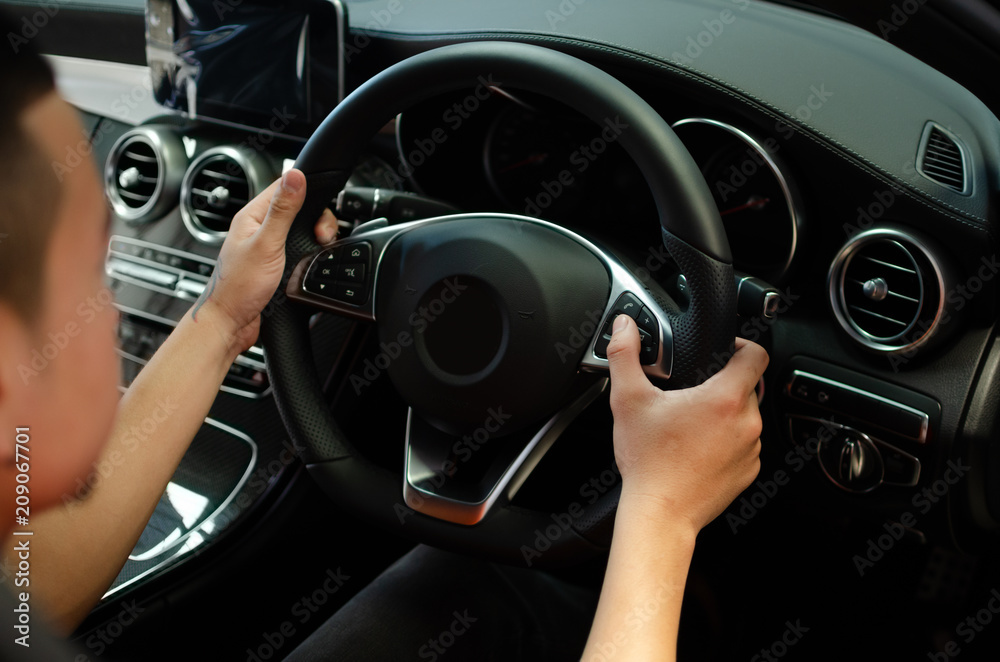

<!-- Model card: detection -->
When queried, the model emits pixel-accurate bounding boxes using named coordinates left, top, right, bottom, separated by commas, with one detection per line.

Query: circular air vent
left=105, top=127, right=184, bottom=222
left=180, top=147, right=268, bottom=244
left=828, top=229, right=945, bottom=353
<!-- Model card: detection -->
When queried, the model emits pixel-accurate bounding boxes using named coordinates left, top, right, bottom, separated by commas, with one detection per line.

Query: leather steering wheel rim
left=261, top=41, right=736, bottom=567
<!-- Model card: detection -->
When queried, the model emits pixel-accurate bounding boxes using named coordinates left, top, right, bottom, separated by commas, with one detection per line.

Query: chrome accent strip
left=106, top=235, right=214, bottom=301
left=103, top=415, right=258, bottom=598
left=108, top=257, right=179, bottom=288
left=402, top=379, right=609, bottom=525
left=672, top=117, right=801, bottom=279
left=787, top=370, right=929, bottom=443
left=827, top=228, right=946, bottom=354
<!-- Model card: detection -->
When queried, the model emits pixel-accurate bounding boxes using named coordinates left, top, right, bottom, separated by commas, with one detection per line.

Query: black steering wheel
left=261, top=41, right=735, bottom=567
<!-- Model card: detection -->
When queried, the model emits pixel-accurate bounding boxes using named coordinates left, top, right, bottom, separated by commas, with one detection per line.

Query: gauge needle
left=497, top=153, right=549, bottom=174
left=720, top=196, right=771, bottom=216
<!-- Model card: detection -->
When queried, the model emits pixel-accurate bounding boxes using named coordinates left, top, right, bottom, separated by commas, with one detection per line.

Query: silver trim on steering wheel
left=402, top=378, right=609, bottom=525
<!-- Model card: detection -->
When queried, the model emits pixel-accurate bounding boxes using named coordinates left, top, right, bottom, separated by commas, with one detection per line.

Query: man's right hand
left=605, top=314, right=768, bottom=534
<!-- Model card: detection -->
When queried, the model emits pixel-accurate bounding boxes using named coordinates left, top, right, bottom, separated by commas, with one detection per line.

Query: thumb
left=257, top=168, right=307, bottom=245
left=606, top=315, right=653, bottom=411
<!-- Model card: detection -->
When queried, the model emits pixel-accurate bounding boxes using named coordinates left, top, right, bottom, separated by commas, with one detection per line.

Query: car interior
left=5, top=0, right=1000, bottom=659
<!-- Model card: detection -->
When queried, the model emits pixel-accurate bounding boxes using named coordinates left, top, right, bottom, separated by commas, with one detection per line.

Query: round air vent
left=105, top=127, right=185, bottom=221
left=180, top=147, right=270, bottom=244
left=828, top=229, right=946, bottom=354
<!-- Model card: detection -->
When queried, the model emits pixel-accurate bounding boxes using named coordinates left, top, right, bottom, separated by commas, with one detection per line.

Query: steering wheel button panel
left=303, top=241, right=372, bottom=305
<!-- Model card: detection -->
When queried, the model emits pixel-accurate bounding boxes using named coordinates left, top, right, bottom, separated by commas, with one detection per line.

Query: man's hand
left=190, top=168, right=338, bottom=356
left=606, top=315, right=768, bottom=535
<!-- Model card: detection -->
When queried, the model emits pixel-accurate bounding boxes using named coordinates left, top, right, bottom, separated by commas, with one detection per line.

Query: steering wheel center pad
left=377, top=217, right=610, bottom=438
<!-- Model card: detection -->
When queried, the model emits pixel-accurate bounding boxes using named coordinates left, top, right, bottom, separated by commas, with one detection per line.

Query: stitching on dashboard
left=383, top=30, right=991, bottom=239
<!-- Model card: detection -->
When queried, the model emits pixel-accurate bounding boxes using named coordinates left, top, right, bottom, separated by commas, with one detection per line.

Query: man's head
left=0, top=14, right=62, bottom=323
left=0, top=12, right=120, bottom=524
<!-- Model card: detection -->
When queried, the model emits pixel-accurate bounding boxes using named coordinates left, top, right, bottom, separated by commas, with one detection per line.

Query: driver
left=0, top=18, right=766, bottom=661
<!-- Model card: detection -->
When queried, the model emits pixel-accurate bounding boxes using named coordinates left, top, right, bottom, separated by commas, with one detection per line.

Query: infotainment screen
left=146, top=0, right=346, bottom=138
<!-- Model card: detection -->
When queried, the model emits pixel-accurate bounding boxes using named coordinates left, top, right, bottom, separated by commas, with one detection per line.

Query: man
left=0, top=13, right=766, bottom=661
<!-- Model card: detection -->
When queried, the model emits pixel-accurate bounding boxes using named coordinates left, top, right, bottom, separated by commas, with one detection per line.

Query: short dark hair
left=0, top=8, right=63, bottom=324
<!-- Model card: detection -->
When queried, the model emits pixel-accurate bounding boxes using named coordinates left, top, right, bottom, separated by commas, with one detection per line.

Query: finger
left=314, top=208, right=339, bottom=244
left=606, top=315, right=653, bottom=412
left=236, top=177, right=283, bottom=229
left=256, top=169, right=307, bottom=245
left=706, top=337, right=768, bottom=387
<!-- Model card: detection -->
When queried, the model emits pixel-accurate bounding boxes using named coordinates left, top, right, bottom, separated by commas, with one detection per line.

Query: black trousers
left=284, top=545, right=599, bottom=661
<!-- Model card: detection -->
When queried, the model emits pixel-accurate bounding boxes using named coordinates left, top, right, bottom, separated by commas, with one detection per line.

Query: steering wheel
left=261, top=41, right=735, bottom=567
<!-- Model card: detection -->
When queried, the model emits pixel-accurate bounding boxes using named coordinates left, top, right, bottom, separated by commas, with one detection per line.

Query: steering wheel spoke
left=403, top=377, right=608, bottom=525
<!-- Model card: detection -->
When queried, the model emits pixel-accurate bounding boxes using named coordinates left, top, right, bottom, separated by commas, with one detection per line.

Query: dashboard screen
left=146, top=0, right=345, bottom=137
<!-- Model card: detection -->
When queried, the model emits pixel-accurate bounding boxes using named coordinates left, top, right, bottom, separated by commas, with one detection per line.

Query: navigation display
left=146, top=0, right=346, bottom=137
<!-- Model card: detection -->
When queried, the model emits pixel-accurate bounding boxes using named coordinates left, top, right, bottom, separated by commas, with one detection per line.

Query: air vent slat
left=917, top=124, right=968, bottom=194
left=121, top=150, right=158, bottom=164
left=193, top=209, right=229, bottom=221
left=923, top=154, right=963, bottom=169
left=859, top=255, right=916, bottom=274
left=118, top=189, right=152, bottom=203
left=847, top=305, right=908, bottom=327
left=198, top=169, right=242, bottom=182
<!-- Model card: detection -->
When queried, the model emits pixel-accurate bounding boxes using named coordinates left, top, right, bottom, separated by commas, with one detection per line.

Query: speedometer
left=673, top=118, right=803, bottom=282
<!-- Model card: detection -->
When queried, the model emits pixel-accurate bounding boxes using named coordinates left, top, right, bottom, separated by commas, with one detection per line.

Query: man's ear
left=0, top=303, right=33, bottom=467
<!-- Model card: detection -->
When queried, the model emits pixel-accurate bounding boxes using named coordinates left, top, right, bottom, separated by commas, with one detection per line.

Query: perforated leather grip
left=662, top=230, right=737, bottom=388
